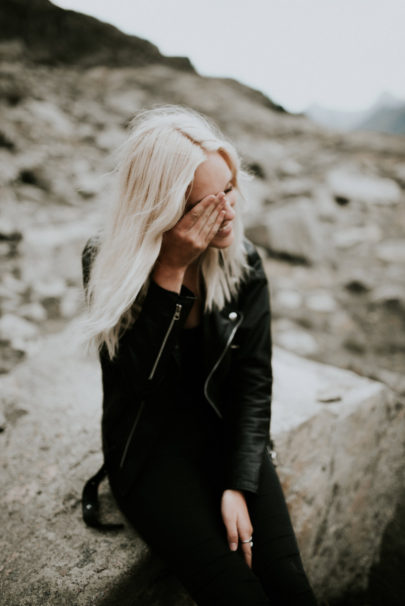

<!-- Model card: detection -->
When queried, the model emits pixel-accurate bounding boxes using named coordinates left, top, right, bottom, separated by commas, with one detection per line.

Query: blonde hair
left=83, top=105, right=248, bottom=359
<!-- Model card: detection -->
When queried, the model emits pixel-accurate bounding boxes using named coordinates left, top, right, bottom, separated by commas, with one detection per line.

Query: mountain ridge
left=0, top=0, right=194, bottom=71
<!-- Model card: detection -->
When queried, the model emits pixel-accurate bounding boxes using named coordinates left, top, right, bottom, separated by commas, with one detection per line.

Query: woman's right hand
left=152, top=193, right=227, bottom=291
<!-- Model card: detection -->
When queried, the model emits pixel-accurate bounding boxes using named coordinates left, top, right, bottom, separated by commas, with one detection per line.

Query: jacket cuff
left=224, top=479, right=260, bottom=495
left=223, top=471, right=261, bottom=495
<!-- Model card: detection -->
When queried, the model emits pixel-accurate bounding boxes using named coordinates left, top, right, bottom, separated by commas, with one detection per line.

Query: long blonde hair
left=83, top=105, right=248, bottom=359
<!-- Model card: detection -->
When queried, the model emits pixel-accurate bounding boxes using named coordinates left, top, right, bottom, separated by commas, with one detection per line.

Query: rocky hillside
left=1, top=0, right=193, bottom=70
left=0, top=0, right=404, bottom=400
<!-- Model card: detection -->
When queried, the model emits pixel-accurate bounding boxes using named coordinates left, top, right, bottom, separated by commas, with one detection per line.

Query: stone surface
left=0, top=313, right=39, bottom=348
left=327, top=167, right=402, bottom=205
left=271, top=349, right=405, bottom=603
left=246, top=199, right=323, bottom=264
left=1, top=326, right=404, bottom=605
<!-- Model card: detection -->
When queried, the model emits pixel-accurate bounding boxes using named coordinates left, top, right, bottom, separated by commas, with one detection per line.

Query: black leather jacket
left=82, top=238, right=273, bottom=498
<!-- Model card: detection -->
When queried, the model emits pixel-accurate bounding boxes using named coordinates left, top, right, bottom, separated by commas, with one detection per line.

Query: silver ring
left=241, top=536, right=253, bottom=544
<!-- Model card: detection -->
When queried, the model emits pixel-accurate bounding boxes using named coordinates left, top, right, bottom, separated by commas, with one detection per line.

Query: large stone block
left=272, top=349, right=405, bottom=602
left=0, top=327, right=403, bottom=605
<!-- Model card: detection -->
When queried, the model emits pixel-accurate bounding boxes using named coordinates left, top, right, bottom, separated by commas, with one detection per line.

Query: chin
left=210, top=232, right=234, bottom=249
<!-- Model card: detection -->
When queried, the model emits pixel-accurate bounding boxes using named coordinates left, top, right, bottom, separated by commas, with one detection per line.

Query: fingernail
left=230, top=543, right=237, bottom=551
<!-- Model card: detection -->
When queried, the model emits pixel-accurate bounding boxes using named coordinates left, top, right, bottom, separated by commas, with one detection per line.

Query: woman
left=81, top=106, right=317, bottom=605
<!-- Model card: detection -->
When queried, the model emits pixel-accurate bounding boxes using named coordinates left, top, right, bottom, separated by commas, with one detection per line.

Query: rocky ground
left=1, top=45, right=404, bottom=393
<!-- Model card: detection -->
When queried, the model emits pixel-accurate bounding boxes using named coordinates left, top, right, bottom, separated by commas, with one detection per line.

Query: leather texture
left=82, top=238, right=273, bottom=496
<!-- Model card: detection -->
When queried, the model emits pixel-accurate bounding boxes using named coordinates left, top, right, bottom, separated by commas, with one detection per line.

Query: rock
left=60, top=287, right=82, bottom=319
left=344, top=274, right=374, bottom=294
left=0, top=151, right=19, bottom=184
left=19, top=302, right=47, bottom=323
left=0, top=313, right=39, bottom=344
left=245, top=199, right=323, bottom=264
left=271, top=348, right=405, bottom=603
left=313, top=186, right=339, bottom=222
left=305, top=291, right=337, bottom=313
left=0, top=343, right=25, bottom=374
left=242, top=178, right=274, bottom=214
left=377, top=239, right=405, bottom=264
left=278, top=178, right=313, bottom=198
left=17, top=158, right=51, bottom=191
left=0, top=330, right=403, bottom=605
left=0, top=405, right=6, bottom=431
left=32, top=278, right=66, bottom=300
left=0, top=273, right=26, bottom=296
left=370, top=285, right=405, bottom=309
left=95, top=126, right=127, bottom=151
left=0, top=241, right=10, bottom=256
left=278, top=158, right=303, bottom=177
left=0, top=217, right=22, bottom=242
left=275, top=325, right=319, bottom=356
left=20, top=222, right=92, bottom=285
left=24, top=100, right=74, bottom=138
left=274, top=289, right=304, bottom=310
left=75, top=173, right=104, bottom=199
left=333, top=225, right=381, bottom=249
left=0, top=327, right=194, bottom=606
left=327, top=167, right=402, bottom=206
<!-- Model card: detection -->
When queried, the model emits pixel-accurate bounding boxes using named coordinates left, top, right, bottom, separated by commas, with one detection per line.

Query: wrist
left=152, top=262, right=186, bottom=294
left=223, top=489, right=245, bottom=499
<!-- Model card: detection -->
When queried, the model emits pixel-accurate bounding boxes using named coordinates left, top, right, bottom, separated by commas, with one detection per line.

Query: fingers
left=181, top=194, right=220, bottom=228
left=221, top=490, right=254, bottom=569
left=240, top=535, right=253, bottom=569
left=237, top=513, right=253, bottom=568
left=222, top=513, right=253, bottom=568
left=224, top=516, right=239, bottom=553
left=180, top=194, right=226, bottom=250
left=200, top=203, right=226, bottom=241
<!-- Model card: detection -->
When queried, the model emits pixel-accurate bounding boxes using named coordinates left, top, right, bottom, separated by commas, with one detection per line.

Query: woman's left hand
left=221, top=489, right=253, bottom=568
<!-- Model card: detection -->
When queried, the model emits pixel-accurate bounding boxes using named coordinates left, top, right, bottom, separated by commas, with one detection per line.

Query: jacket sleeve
left=224, top=246, right=273, bottom=494
left=81, top=239, right=196, bottom=400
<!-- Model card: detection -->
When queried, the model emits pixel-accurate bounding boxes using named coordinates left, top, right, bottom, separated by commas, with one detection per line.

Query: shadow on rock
left=97, top=550, right=194, bottom=606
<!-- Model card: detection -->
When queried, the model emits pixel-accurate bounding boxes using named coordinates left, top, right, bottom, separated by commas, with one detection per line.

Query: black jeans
left=109, top=404, right=317, bottom=606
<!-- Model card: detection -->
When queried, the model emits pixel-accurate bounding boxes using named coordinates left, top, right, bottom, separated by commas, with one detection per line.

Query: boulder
left=0, top=325, right=403, bottom=605
left=377, top=239, right=405, bottom=265
left=327, top=167, right=402, bottom=206
left=245, top=199, right=323, bottom=264
left=272, top=349, right=405, bottom=603
left=0, top=312, right=39, bottom=348
left=274, top=321, right=320, bottom=356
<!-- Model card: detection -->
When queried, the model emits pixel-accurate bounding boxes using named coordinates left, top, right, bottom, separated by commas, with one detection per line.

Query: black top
left=177, top=324, right=205, bottom=409
left=156, top=322, right=223, bottom=457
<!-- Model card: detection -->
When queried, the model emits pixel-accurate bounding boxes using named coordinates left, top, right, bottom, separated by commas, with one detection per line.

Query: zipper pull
left=174, top=303, right=182, bottom=320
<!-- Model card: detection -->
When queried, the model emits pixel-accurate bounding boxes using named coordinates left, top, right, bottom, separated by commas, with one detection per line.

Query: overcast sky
left=54, top=0, right=405, bottom=114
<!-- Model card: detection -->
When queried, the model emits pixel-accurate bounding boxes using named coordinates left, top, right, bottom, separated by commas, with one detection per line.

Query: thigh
left=246, top=455, right=317, bottom=605
left=110, top=451, right=271, bottom=606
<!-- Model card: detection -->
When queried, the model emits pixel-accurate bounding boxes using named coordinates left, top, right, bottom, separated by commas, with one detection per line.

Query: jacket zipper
left=204, top=312, right=244, bottom=419
left=120, top=302, right=182, bottom=470
left=119, top=399, right=145, bottom=469
left=148, top=303, right=182, bottom=380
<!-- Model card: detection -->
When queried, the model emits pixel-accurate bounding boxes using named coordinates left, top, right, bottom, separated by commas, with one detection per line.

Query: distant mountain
left=306, top=93, right=405, bottom=135
left=0, top=0, right=194, bottom=71
left=305, top=104, right=364, bottom=132
left=356, top=100, right=405, bottom=135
